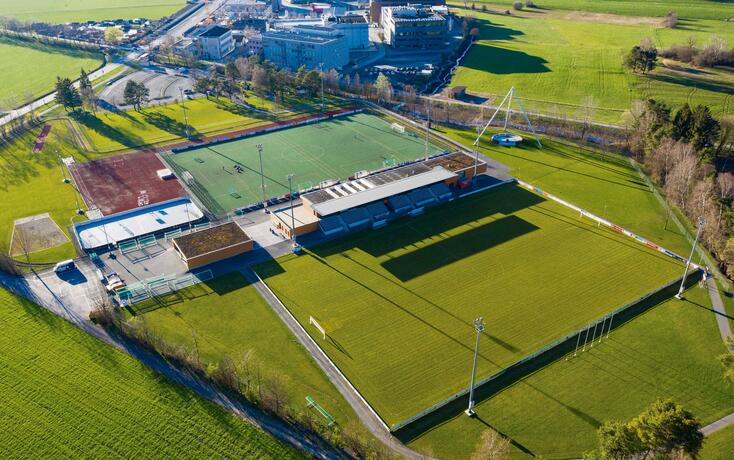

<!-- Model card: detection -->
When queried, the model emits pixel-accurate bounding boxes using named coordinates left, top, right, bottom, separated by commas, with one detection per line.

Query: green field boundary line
left=250, top=268, right=392, bottom=433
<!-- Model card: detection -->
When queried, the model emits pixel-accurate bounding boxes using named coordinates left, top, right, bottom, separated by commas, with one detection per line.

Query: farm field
left=74, top=98, right=274, bottom=153
left=702, top=424, right=734, bottom=460
left=0, top=0, right=185, bottom=23
left=406, top=283, right=734, bottom=459
left=0, top=287, right=300, bottom=459
left=0, top=120, right=92, bottom=264
left=255, top=182, right=685, bottom=427
left=449, top=8, right=734, bottom=124
left=128, top=272, right=358, bottom=426
left=440, top=127, right=694, bottom=256
left=163, top=112, right=445, bottom=215
left=464, top=0, right=734, bottom=19
left=0, top=38, right=101, bottom=107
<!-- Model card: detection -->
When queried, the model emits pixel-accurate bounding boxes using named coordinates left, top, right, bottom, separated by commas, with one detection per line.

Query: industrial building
left=380, top=4, right=447, bottom=49
left=270, top=152, right=487, bottom=238
left=196, top=24, right=235, bottom=60
left=263, top=26, right=350, bottom=70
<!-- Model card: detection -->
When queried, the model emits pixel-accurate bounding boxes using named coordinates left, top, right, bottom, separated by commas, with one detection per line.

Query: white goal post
left=309, top=316, right=326, bottom=340
left=391, top=122, right=406, bottom=134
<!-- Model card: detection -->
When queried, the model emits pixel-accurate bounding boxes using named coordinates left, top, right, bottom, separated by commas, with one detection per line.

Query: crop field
left=128, top=272, right=357, bottom=425
left=0, top=288, right=300, bottom=459
left=255, top=182, right=685, bottom=427
left=74, top=98, right=274, bottom=153
left=406, top=283, right=734, bottom=459
left=0, top=0, right=185, bottom=23
left=0, top=120, right=91, bottom=263
left=163, top=112, right=446, bottom=215
left=450, top=8, right=734, bottom=124
left=0, top=38, right=101, bottom=106
left=465, top=0, right=734, bottom=19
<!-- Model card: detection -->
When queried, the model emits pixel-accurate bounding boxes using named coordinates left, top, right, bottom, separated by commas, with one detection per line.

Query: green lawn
left=441, top=127, right=694, bottom=256
left=0, top=120, right=94, bottom=263
left=406, top=283, right=734, bottom=459
left=0, top=37, right=101, bottom=107
left=0, top=287, right=300, bottom=459
left=450, top=8, right=734, bottom=124
left=466, top=0, right=734, bottom=19
left=0, top=0, right=184, bottom=23
left=702, top=424, right=734, bottom=460
left=74, top=98, right=274, bottom=153
left=128, top=272, right=357, bottom=426
left=255, top=182, right=684, bottom=427
left=162, top=112, right=445, bottom=215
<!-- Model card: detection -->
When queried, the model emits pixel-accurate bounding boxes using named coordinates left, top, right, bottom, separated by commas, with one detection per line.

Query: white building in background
left=263, top=26, right=350, bottom=70
left=324, top=15, right=369, bottom=49
left=196, top=24, right=234, bottom=60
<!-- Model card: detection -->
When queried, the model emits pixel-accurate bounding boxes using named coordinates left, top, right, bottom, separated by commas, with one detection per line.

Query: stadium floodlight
left=57, top=152, right=70, bottom=183
left=465, top=316, right=485, bottom=417
left=179, top=87, right=190, bottom=139
left=287, top=174, right=297, bottom=248
left=675, top=216, right=705, bottom=299
left=257, top=144, right=266, bottom=211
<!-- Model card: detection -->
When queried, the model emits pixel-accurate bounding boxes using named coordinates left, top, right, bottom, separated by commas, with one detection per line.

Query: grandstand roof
left=303, top=164, right=456, bottom=216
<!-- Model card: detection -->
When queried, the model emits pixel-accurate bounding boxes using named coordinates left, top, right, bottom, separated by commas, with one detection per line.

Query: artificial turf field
left=163, top=112, right=445, bottom=215
left=255, top=182, right=685, bottom=427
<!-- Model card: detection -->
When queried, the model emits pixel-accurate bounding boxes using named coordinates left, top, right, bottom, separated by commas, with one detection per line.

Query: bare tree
left=471, top=428, right=512, bottom=460
left=664, top=148, right=699, bottom=208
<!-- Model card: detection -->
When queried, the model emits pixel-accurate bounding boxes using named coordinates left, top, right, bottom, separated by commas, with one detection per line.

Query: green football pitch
left=255, top=183, right=685, bottom=428
left=162, top=112, right=446, bottom=215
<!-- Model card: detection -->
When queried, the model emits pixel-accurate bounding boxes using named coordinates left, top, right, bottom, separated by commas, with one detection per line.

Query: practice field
left=0, top=0, right=185, bottom=23
left=10, top=213, right=69, bottom=257
left=450, top=8, right=734, bottom=124
left=255, top=183, right=685, bottom=427
left=163, top=112, right=445, bottom=215
left=0, top=37, right=101, bottom=106
left=70, top=151, right=185, bottom=216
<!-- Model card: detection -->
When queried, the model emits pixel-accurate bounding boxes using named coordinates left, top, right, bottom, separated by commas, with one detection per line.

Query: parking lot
left=99, top=69, right=194, bottom=108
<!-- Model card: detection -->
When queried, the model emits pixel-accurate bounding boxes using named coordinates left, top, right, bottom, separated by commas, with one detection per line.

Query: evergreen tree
left=691, top=104, right=721, bottom=154
left=671, top=103, right=694, bottom=142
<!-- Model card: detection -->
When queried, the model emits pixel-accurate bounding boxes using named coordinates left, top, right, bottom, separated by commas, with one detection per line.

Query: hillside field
left=450, top=8, right=734, bottom=124
left=0, top=288, right=300, bottom=459
left=256, top=182, right=684, bottom=427
left=0, top=0, right=184, bottom=23
left=0, top=38, right=101, bottom=107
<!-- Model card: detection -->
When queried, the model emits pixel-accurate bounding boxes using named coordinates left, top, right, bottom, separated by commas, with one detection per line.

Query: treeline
left=628, top=99, right=734, bottom=277
left=661, top=35, right=734, bottom=68
left=89, top=301, right=396, bottom=459
left=0, top=27, right=104, bottom=52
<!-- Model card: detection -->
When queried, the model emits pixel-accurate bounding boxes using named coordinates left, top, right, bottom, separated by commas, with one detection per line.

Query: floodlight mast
left=257, top=144, right=266, bottom=211
left=466, top=316, right=485, bottom=416
left=287, top=174, right=297, bottom=248
left=179, top=87, right=190, bottom=139
left=675, top=216, right=705, bottom=299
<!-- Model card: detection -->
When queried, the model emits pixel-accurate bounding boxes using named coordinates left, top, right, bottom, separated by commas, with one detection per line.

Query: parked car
left=53, top=260, right=75, bottom=273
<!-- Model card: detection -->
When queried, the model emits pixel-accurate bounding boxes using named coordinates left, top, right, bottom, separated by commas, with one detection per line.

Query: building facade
left=369, top=0, right=444, bottom=23
left=380, top=5, right=447, bottom=49
left=197, top=24, right=234, bottom=60
left=263, top=27, right=349, bottom=70
left=325, top=15, right=369, bottom=49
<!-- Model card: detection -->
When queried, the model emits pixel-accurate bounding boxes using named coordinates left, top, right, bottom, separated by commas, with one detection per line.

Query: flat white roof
left=308, top=167, right=455, bottom=216
left=75, top=198, right=203, bottom=250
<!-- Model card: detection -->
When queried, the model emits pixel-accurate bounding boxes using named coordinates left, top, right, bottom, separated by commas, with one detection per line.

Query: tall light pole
left=466, top=316, right=485, bottom=416
left=179, top=87, right=190, bottom=139
left=676, top=216, right=705, bottom=299
left=57, top=152, right=69, bottom=183
left=257, top=144, right=266, bottom=211
left=319, top=62, right=325, bottom=113
left=287, top=174, right=297, bottom=248
left=473, top=125, right=481, bottom=179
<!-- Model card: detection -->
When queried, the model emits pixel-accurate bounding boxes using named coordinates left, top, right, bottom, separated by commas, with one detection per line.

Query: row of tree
left=54, top=69, right=150, bottom=113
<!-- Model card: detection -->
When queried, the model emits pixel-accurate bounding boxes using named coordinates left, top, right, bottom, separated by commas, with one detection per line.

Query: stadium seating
left=387, top=194, right=413, bottom=215
left=319, top=215, right=347, bottom=236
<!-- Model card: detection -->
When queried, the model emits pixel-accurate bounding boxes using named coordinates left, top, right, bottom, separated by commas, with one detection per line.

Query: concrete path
left=0, top=270, right=344, bottom=459
left=702, top=412, right=734, bottom=436
left=706, top=276, right=734, bottom=348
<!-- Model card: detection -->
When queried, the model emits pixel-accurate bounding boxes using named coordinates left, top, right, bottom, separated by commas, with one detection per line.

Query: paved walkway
left=706, top=276, right=734, bottom=348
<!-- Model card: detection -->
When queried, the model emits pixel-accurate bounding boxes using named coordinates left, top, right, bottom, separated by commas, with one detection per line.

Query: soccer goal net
left=182, top=171, right=195, bottom=186
left=309, top=316, right=326, bottom=340
left=391, top=122, right=406, bottom=134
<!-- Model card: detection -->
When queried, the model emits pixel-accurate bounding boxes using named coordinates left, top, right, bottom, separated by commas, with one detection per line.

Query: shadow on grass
left=213, top=98, right=277, bottom=122
left=142, top=110, right=201, bottom=141
left=73, top=111, right=145, bottom=150
left=392, top=272, right=701, bottom=442
left=644, top=72, right=734, bottom=96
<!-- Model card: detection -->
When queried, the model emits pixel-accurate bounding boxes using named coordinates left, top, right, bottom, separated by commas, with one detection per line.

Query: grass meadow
left=406, top=283, right=734, bottom=459
left=256, top=183, right=684, bottom=427
left=702, top=424, right=734, bottom=460
left=465, top=0, right=734, bottom=19
left=0, top=120, right=95, bottom=263
left=450, top=7, right=734, bottom=124
left=0, top=38, right=101, bottom=107
left=127, top=272, right=358, bottom=426
left=0, top=288, right=300, bottom=459
left=0, top=0, right=184, bottom=23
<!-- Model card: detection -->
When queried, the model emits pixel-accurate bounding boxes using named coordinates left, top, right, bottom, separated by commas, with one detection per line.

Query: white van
left=53, top=260, right=75, bottom=273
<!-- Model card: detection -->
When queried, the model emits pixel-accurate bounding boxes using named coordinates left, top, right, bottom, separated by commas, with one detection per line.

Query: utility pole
left=257, top=144, right=266, bottom=211
left=179, top=87, right=190, bottom=139
left=466, top=317, right=485, bottom=416
left=287, top=174, right=297, bottom=248
left=676, top=216, right=705, bottom=299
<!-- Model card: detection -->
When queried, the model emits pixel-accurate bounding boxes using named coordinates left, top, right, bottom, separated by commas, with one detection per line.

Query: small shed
left=172, top=222, right=253, bottom=269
